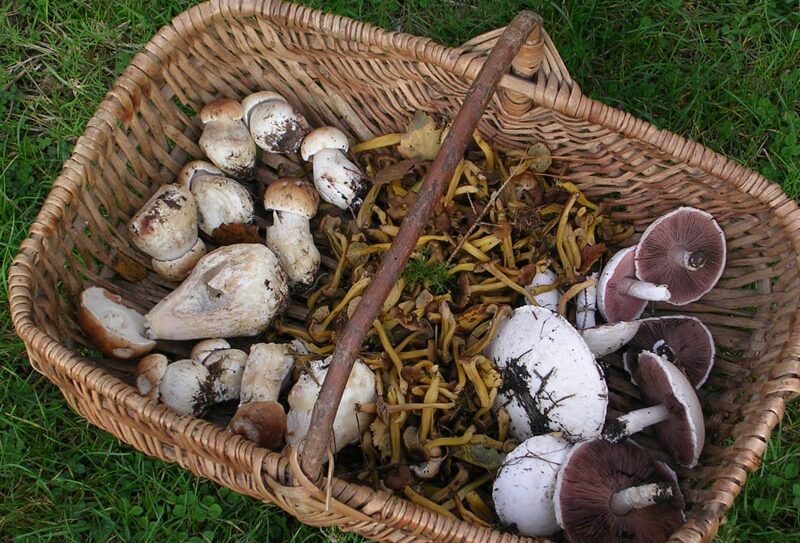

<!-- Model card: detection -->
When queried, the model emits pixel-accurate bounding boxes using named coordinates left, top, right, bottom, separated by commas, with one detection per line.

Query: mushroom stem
left=609, top=483, right=674, bottom=515
left=618, top=277, right=671, bottom=301
left=265, top=211, right=320, bottom=287
left=604, top=404, right=670, bottom=442
left=679, top=249, right=707, bottom=270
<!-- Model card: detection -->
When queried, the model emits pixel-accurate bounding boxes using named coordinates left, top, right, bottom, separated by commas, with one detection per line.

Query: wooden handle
left=299, top=10, right=542, bottom=480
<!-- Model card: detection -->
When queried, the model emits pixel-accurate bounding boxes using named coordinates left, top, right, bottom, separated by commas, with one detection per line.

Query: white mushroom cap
left=128, top=184, right=198, bottom=261
left=191, top=338, right=231, bottom=364
left=300, top=126, right=349, bottom=161
left=484, top=305, right=607, bottom=442
left=286, top=357, right=376, bottom=453
left=241, top=91, right=288, bottom=118
left=190, top=175, right=255, bottom=236
left=144, top=244, right=289, bottom=340
left=76, top=286, right=156, bottom=360
left=243, top=95, right=310, bottom=154
left=492, top=434, right=572, bottom=536
left=199, top=99, right=256, bottom=179
left=151, top=238, right=206, bottom=282
left=525, top=267, right=560, bottom=311
left=177, top=160, right=224, bottom=190
left=581, top=320, right=642, bottom=357
left=159, top=359, right=213, bottom=416
left=312, top=148, right=368, bottom=210
left=240, top=343, right=295, bottom=405
left=135, top=353, right=169, bottom=400
left=204, top=348, right=247, bottom=402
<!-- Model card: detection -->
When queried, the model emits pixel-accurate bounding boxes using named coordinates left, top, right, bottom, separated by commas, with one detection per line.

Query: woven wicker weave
left=9, top=1, right=800, bottom=542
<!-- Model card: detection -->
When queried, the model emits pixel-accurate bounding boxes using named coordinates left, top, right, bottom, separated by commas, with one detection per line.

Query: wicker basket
left=9, top=1, right=800, bottom=541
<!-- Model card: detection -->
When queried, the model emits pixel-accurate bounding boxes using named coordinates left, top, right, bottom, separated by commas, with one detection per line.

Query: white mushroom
left=311, top=148, right=368, bottom=211
left=263, top=179, right=320, bottom=287
left=76, top=286, right=155, bottom=360
left=144, top=244, right=289, bottom=340
left=203, top=349, right=247, bottom=401
left=190, top=338, right=231, bottom=364
left=178, top=161, right=254, bottom=236
left=581, top=321, right=641, bottom=357
left=492, top=434, right=573, bottom=537
left=158, top=359, right=214, bottom=416
left=199, top=98, right=256, bottom=179
left=574, top=272, right=598, bottom=330
left=300, top=126, right=349, bottom=162
left=135, top=353, right=169, bottom=400
left=525, top=267, right=560, bottom=311
left=286, top=356, right=376, bottom=453
left=242, top=91, right=310, bottom=154
left=128, top=184, right=198, bottom=261
left=151, top=238, right=207, bottom=282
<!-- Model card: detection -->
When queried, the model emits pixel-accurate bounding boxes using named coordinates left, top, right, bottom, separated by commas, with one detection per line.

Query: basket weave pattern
left=9, top=1, right=800, bottom=542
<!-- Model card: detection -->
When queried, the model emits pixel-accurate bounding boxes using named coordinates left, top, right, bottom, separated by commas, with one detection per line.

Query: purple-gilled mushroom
left=76, top=286, right=156, bottom=360
left=635, top=207, right=726, bottom=306
left=484, top=305, right=608, bottom=442
left=623, top=315, right=715, bottom=389
left=581, top=320, right=641, bottom=357
left=597, top=246, right=671, bottom=323
left=524, top=267, right=560, bottom=311
left=603, top=351, right=704, bottom=467
left=554, top=439, right=685, bottom=543
left=144, top=244, right=289, bottom=341
left=492, top=433, right=572, bottom=537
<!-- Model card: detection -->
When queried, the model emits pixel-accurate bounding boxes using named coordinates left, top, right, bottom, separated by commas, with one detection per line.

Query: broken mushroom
left=151, top=238, right=206, bottom=282
left=135, top=353, right=168, bottom=400
left=199, top=98, right=256, bottom=179
left=554, top=439, right=685, bottom=543
left=178, top=161, right=254, bottom=237
left=263, top=179, right=321, bottom=288
left=144, top=244, right=289, bottom=340
left=76, top=286, right=155, bottom=360
left=597, top=246, right=671, bottom=323
left=242, top=91, right=310, bottom=154
left=635, top=207, right=726, bottom=305
left=603, top=351, right=705, bottom=467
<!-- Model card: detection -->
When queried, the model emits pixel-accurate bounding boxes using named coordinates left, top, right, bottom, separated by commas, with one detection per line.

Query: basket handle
left=298, top=10, right=542, bottom=481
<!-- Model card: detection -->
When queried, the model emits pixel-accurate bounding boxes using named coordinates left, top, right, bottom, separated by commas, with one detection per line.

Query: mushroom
left=574, top=272, right=598, bottom=329
left=311, top=148, right=368, bottom=211
left=227, top=343, right=295, bottom=450
left=128, top=184, right=198, bottom=261
left=177, top=161, right=254, bottom=237
left=190, top=338, right=231, bottom=364
left=263, top=179, right=321, bottom=287
left=581, top=321, right=641, bottom=357
left=635, top=207, right=726, bottom=305
left=603, top=351, right=705, bottom=467
left=624, top=315, right=715, bottom=389
left=597, top=246, right=671, bottom=323
left=524, top=267, right=560, bottom=311
left=151, top=238, right=206, bottom=282
left=402, top=426, right=447, bottom=480
left=492, top=433, right=572, bottom=537
left=203, top=349, right=247, bottom=401
left=286, top=356, right=376, bottom=453
left=484, top=305, right=608, bottom=442
left=76, top=286, right=155, bottom=360
left=300, top=126, right=349, bottom=161
left=144, top=244, right=289, bottom=340
left=158, top=359, right=214, bottom=416
left=554, top=439, right=685, bottom=543
left=198, top=98, right=256, bottom=179
left=242, top=91, right=310, bottom=154
left=135, top=353, right=168, bottom=400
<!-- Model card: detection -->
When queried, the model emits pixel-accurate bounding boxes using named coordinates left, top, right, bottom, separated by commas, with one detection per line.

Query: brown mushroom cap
left=135, top=353, right=169, bottom=400
left=635, top=207, right=726, bottom=305
left=229, top=401, right=287, bottom=450
left=263, top=178, right=319, bottom=219
left=200, top=98, right=244, bottom=123
left=554, top=439, right=685, bottom=543
left=624, top=315, right=715, bottom=388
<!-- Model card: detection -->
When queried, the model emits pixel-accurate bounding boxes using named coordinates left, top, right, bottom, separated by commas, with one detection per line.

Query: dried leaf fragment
left=399, top=111, right=443, bottom=160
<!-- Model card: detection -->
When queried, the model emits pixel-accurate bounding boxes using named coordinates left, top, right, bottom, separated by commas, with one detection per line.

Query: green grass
left=1, top=0, right=799, bottom=541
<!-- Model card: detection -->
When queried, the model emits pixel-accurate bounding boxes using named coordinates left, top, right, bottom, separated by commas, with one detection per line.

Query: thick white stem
left=266, top=211, right=320, bottom=287
left=615, top=404, right=669, bottom=436
left=575, top=274, right=597, bottom=330
left=618, top=277, right=671, bottom=301
left=609, top=483, right=674, bottom=515
left=239, top=343, right=295, bottom=405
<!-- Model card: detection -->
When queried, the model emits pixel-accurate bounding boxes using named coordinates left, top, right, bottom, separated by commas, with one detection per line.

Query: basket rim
left=9, top=1, right=800, bottom=542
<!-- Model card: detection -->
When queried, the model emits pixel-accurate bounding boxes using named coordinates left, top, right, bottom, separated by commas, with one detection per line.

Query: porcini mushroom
left=199, top=98, right=256, bottom=179
left=151, top=238, right=206, bottom=282
left=158, top=359, right=214, bottom=416
left=229, top=402, right=287, bottom=451
left=300, top=126, right=349, bottom=161
left=135, top=353, right=168, bottom=400
left=286, top=356, right=376, bottom=453
left=581, top=321, right=641, bottom=357
left=624, top=315, right=715, bottom=388
left=128, top=184, right=198, bottom=261
left=312, top=147, right=368, bottom=211
left=603, top=351, right=705, bottom=467
left=554, top=439, right=685, bottom=543
left=492, top=433, right=572, bottom=537
left=190, top=338, right=231, bottom=364
left=524, top=267, right=560, bottom=311
left=144, top=244, right=289, bottom=340
left=177, top=161, right=254, bottom=237
left=485, top=305, right=608, bottom=442
left=242, top=91, right=310, bottom=154
left=597, top=246, right=671, bottom=323
left=203, top=348, right=247, bottom=401
left=76, top=286, right=155, bottom=360
left=635, top=207, right=726, bottom=305
left=263, top=179, right=321, bottom=287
